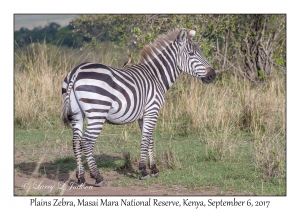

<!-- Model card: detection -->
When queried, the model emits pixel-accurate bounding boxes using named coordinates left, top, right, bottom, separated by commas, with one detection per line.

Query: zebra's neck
left=137, top=44, right=181, bottom=95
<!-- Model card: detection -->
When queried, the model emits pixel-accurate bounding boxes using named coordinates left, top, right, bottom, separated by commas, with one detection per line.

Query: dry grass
left=14, top=43, right=286, bottom=135
left=252, top=133, right=286, bottom=178
left=159, top=72, right=285, bottom=172
left=14, top=42, right=125, bottom=128
left=156, top=149, right=182, bottom=170
left=204, top=126, right=237, bottom=161
left=14, top=43, right=286, bottom=178
left=160, top=72, right=285, bottom=136
left=14, top=43, right=67, bottom=128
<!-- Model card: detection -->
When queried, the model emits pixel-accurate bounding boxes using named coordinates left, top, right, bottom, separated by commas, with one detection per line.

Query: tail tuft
left=61, top=74, right=77, bottom=128
left=61, top=96, right=73, bottom=128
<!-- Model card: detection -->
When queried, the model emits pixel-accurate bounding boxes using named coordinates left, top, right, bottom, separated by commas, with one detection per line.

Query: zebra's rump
left=71, top=63, right=145, bottom=124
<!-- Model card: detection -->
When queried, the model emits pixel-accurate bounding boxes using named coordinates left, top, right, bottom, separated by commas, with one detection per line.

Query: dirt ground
left=14, top=169, right=244, bottom=196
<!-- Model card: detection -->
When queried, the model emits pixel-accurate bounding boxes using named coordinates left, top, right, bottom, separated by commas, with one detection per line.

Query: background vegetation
left=14, top=14, right=286, bottom=195
left=72, top=14, right=286, bottom=80
left=14, top=22, right=89, bottom=48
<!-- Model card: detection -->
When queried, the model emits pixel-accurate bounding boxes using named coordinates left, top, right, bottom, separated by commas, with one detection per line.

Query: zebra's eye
left=188, top=52, right=194, bottom=56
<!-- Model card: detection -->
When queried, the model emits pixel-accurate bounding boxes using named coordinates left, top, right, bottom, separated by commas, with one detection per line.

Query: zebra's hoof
left=151, top=172, right=159, bottom=177
left=140, top=174, right=151, bottom=180
left=77, top=177, right=86, bottom=186
left=95, top=181, right=105, bottom=187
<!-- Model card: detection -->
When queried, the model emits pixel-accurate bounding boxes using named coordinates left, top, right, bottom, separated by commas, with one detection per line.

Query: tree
left=213, top=15, right=285, bottom=80
left=72, top=14, right=286, bottom=81
left=14, top=22, right=89, bottom=48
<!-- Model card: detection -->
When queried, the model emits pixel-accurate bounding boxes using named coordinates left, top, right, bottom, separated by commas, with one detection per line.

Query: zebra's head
left=176, top=28, right=216, bottom=84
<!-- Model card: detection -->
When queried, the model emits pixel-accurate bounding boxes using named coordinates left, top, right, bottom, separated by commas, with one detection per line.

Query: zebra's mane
left=138, top=29, right=181, bottom=64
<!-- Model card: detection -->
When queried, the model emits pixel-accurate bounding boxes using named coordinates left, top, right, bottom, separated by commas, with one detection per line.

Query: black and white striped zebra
left=61, top=28, right=216, bottom=186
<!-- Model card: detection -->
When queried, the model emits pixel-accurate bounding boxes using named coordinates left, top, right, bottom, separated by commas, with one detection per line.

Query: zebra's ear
left=177, top=28, right=187, bottom=45
left=188, top=30, right=196, bottom=39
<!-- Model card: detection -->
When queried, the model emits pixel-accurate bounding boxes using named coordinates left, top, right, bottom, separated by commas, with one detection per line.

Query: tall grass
left=160, top=72, right=286, bottom=136
left=14, top=41, right=126, bottom=128
left=14, top=42, right=286, bottom=134
left=14, top=43, right=286, bottom=178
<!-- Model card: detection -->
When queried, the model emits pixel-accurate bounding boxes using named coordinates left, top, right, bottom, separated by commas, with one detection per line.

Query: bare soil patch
left=14, top=168, right=250, bottom=196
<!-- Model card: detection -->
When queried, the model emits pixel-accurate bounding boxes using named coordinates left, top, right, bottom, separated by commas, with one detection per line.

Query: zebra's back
left=63, top=62, right=154, bottom=125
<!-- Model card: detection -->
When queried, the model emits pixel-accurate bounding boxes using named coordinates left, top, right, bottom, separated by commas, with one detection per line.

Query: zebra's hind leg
left=72, top=127, right=86, bottom=185
left=69, top=96, right=86, bottom=185
left=81, top=119, right=107, bottom=187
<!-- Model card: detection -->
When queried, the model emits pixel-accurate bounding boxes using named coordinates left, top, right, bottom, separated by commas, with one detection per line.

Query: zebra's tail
left=61, top=74, right=77, bottom=128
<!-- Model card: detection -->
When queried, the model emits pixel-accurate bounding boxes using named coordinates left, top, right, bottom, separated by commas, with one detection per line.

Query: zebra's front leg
left=148, top=136, right=159, bottom=177
left=139, top=134, right=151, bottom=180
left=138, top=116, right=159, bottom=180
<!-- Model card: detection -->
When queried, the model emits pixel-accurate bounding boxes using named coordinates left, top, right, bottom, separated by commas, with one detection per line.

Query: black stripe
left=158, top=53, right=173, bottom=85
left=162, top=49, right=176, bottom=83
left=152, top=57, right=170, bottom=90
left=85, top=109, right=109, bottom=113
left=76, top=85, right=122, bottom=113
left=86, top=116, right=107, bottom=120
left=168, top=43, right=178, bottom=64
left=79, top=98, right=111, bottom=106
left=69, top=62, right=90, bottom=82
left=87, top=127, right=102, bottom=131
left=87, top=122, right=104, bottom=126
left=81, top=63, right=111, bottom=70
left=85, top=131, right=100, bottom=135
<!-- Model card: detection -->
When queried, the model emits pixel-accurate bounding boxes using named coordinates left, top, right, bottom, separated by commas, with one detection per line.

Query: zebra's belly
left=105, top=98, right=143, bottom=124
left=106, top=112, right=141, bottom=124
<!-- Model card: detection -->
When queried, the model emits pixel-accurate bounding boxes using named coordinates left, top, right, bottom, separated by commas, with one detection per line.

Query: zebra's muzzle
left=201, top=67, right=216, bottom=84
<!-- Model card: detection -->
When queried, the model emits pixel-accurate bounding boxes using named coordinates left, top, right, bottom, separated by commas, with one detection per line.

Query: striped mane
left=138, top=29, right=181, bottom=64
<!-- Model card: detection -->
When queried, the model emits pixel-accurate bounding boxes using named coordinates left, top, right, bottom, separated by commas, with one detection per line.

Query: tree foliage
left=14, top=22, right=90, bottom=48
left=72, top=14, right=286, bottom=81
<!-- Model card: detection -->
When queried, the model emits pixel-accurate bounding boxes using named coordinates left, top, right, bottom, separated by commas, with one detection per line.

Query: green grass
left=13, top=32, right=286, bottom=196
left=14, top=126, right=286, bottom=195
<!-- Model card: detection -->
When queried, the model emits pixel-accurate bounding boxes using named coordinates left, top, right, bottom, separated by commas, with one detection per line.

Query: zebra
left=61, top=28, right=216, bottom=187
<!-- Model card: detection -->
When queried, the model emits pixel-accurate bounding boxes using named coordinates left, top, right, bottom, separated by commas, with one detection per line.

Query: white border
left=5, top=1, right=299, bottom=209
